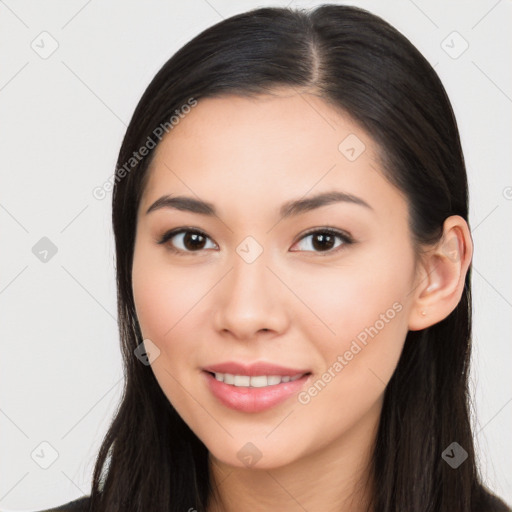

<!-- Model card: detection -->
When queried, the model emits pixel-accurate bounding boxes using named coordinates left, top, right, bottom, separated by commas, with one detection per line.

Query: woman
left=35, top=4, right=511, bottom=511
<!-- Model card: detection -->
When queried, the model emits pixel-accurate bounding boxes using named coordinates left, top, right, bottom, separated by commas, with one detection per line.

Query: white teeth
left=212, top=372, right=305, bottom=387
left=233, top=375, right=251, bottom=387
left=249, top=375, right=268, bottom=387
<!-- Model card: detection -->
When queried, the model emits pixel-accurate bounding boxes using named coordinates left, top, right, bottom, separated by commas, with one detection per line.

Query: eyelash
left=156, top=226, right=354, bottom=256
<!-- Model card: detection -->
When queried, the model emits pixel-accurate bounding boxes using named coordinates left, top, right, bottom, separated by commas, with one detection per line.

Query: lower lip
left=203, top=371, right=311, bottom=413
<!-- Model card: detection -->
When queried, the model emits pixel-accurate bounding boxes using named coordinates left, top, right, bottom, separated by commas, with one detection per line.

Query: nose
left=212, top=252, right=290, bottom=341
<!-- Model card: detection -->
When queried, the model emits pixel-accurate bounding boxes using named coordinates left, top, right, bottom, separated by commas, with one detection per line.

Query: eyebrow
left=145, top=190, right=373, bottom=219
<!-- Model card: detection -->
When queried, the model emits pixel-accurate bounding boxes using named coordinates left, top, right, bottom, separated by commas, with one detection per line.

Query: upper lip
left=202, top=361, right=311, bottom=377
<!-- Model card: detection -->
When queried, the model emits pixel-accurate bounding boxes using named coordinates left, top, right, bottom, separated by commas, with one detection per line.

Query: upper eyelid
left=157, top=227, right=215, bottom=245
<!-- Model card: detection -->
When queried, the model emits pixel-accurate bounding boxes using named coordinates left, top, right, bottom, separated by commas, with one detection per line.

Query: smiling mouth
left=205, top=371, right=311, bottom=388
left=203, top=370, right=312, bottom=413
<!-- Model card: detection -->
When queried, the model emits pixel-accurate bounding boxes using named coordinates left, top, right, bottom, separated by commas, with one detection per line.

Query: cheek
left=132, top=246, right=202, bottom=345
left=292, top=246, right=414, bottom=378
left=131, top=249, right=208, bottom=412
left=301, top=260, right=409, bottom=336
left=288, top=254, right=412, bottom=440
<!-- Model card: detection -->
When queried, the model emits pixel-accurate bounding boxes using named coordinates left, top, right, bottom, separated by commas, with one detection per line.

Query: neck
left=206, top=399, right=381, bottom=512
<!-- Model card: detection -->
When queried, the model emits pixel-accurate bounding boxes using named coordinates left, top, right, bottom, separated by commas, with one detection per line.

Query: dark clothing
left=31, top=489, right=512, bottom=511
left=31, top=496, right=90, bottom=512
left=475, top=489, right=512, bottom=512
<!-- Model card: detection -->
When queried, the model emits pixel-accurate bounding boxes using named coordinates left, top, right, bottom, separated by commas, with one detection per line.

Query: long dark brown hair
left=86, top=4, right=510, bottom=511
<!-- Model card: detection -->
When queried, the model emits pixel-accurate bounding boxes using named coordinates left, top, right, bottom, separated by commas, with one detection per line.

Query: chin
left=206, top=437, right=307, bottom=471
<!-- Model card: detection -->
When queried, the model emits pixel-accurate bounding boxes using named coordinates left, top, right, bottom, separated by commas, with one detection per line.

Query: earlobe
left=408, top=215, right=473, bottom=331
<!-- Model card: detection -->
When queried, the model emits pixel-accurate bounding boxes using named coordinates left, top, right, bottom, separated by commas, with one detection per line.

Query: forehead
left=138, top=91, right=407, bottom=222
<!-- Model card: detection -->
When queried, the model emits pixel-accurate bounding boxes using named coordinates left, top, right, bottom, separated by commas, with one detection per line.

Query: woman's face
left=132, top=89, right=420, bottom=469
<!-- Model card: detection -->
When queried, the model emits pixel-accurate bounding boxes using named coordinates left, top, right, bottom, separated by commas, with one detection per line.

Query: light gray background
left=0, top=0, right=510, bottom=510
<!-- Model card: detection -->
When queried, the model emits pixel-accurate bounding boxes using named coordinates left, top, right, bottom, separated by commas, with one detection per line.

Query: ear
left=408, top=215, right=473, bottom=331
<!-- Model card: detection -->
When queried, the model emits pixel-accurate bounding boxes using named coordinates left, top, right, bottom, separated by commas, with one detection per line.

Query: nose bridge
left=213, top=239, right=288, bottom=338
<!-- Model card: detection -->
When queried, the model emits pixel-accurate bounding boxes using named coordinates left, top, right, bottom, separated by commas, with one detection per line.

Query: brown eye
left=292, top=228, right=353, bottom=254
left=158, top=229, right=217, bottom=254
